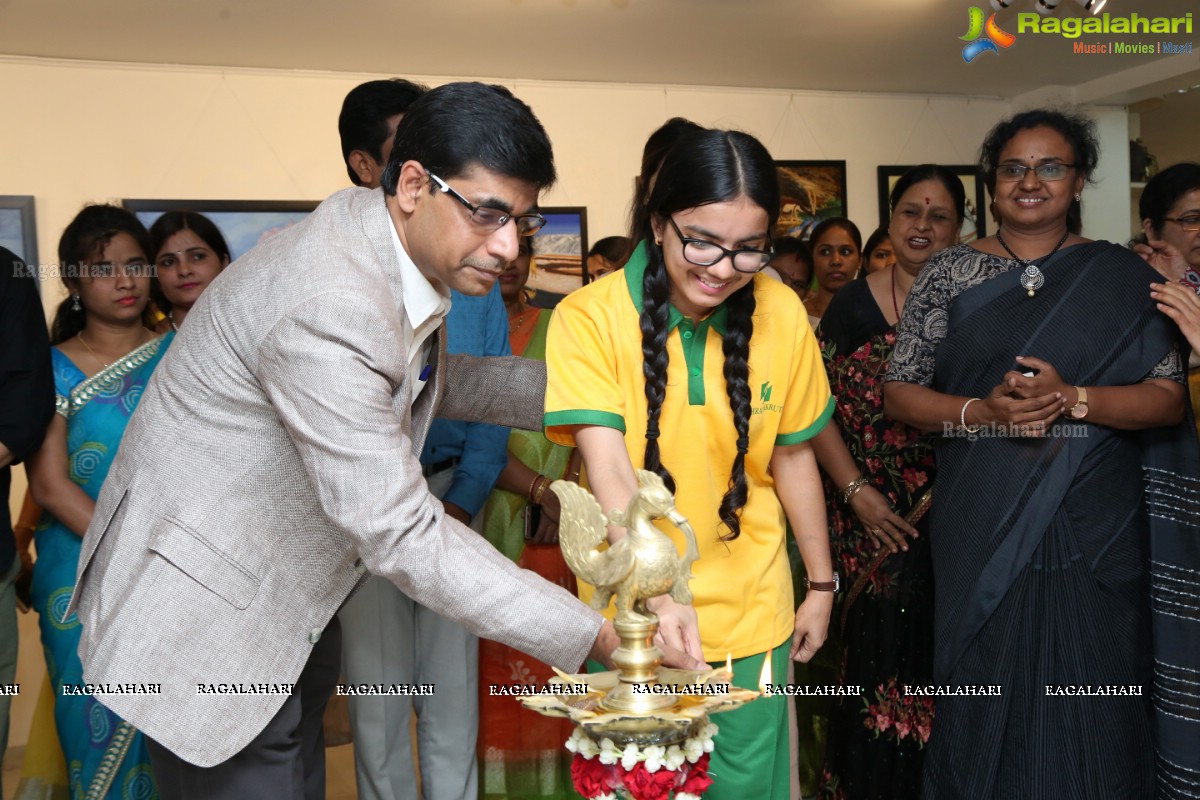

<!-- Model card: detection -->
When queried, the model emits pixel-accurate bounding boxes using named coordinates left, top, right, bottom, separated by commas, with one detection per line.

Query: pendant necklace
left=996, top=228, right=1070, bottom=297
left=78, top=332, right=111, bottom=368
left=508, top=305, right=536, bottom=335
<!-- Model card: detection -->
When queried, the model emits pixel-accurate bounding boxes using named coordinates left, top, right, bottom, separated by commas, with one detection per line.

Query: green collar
left=624, top=241, right=728, bottom=336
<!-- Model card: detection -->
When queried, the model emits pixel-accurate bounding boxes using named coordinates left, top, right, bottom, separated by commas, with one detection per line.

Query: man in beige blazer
left=71, top=82, right=694, bottom=799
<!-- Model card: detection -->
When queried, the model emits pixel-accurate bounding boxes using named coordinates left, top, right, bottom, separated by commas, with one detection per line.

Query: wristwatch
left=1067, top=386, right=1089, bottom=419
left=805, top=572, right=840, bottom=593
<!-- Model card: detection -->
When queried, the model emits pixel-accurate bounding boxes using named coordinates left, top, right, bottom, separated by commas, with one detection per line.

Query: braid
left=717, top=281, right=756, bottom=541
left=639, top=244, right=676, bottom=494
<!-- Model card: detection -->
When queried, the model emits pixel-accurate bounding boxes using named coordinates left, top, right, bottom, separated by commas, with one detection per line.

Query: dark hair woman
left=545, top=128, right=836, bottom=800
left=149, top=210, right=232, bottom=330
left=624, top=117, right=705, bottom=264
left=809, top=165, right=965, bottom=799
left=885, top=109, right=1197, bottom=797
left=24, top=204, right=171, bottom=799
left=804, top=217, right=862, bottom=326
left=861, top=226, right=895, bottom=275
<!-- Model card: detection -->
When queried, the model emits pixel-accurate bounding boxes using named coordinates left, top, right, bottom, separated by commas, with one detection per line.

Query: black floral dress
left=814, top=279, right=936, bottom=800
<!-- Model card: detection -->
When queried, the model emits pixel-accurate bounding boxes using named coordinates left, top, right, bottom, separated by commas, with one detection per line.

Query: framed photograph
left=876, top=165, right=987, bottom=245
left=527, top=207, right=588, bottom=308
left=774, top=161, right=848, bottom=240
left=0, top=195, right=38, bottom=271
left=123, top=199, right=319, bottom=261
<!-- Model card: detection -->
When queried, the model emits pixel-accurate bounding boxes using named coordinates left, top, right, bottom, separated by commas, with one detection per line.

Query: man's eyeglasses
left=666, top=217, right=772, bottom=274
left=1163, top=215, right=1200, bottom=232
left=426, top=171, right=546, bottom=236
left=995, top=162, right=1077, bottom=182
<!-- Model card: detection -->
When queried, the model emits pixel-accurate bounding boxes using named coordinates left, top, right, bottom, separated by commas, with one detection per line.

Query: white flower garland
left=565, top=722, right=719, bottom=800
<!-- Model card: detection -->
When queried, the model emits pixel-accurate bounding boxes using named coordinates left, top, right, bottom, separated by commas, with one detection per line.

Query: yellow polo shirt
left=544, top=244, right=834, bottom=660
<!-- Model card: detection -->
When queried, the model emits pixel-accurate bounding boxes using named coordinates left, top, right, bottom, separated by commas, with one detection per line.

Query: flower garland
left=565, top=723, right=718, bottom=800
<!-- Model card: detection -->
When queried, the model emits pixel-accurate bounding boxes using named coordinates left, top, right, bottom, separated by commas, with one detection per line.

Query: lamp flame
left=758, top=655, right=772, bottom=694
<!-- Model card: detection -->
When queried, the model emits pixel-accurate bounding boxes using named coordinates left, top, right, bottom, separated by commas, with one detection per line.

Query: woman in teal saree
left=25, top=205, right=172, bottom=800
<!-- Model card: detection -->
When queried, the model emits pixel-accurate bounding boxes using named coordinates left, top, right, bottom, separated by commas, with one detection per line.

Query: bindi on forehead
left=925, top=197, right=930, bottom=205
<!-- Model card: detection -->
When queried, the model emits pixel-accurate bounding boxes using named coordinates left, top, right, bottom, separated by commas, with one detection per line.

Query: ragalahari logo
left=960, top=7, right=1017, bottom=62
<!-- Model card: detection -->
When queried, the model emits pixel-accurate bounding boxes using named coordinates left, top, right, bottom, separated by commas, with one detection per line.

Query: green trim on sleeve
left=775, top=395, right=835, bottom=445
left=543, top=409, right=627, bottom=434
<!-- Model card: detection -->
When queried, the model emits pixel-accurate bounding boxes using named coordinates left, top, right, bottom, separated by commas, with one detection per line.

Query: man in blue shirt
left=337, top=79, right=511, bottom=800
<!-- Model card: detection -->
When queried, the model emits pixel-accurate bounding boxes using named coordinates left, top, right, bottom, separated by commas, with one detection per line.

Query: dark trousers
left=148, top=618, right=342, bottom=800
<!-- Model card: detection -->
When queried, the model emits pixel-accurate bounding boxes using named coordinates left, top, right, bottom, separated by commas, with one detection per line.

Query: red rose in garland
left=623, top=762, right=677, bottom=800
left=570, top=753, right=610, bottom=798
left=679, top=754, right=714, bottom=795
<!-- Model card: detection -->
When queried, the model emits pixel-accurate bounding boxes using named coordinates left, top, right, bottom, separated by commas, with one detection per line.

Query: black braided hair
left=715, top=281, right=756, bottom=540
left=639, top=242, right=677, bottom=494
left=637, top=129, right=780, bottom=540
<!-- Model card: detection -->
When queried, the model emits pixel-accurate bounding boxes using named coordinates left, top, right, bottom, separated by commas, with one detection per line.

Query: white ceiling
left=1, top=0, right=1197, bottom=100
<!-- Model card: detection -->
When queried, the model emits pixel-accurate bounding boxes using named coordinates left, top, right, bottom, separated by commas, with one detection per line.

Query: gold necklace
left=78, top=329, right=152, bottom=370
left=77, top=332, right=111, bottom=369
left=508, top=306, right=537, bottom=335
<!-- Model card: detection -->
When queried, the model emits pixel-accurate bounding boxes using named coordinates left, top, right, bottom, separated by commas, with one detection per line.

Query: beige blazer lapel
left=410, top=324, right=446, bottom=454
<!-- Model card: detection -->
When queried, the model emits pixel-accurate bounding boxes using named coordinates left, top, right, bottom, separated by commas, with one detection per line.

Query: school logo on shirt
left=754, top=381, right=783, bottom=416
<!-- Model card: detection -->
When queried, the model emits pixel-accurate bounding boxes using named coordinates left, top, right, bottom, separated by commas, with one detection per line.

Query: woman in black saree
left=811, top=165, right=965, bottom=799
left=885, top=109, right=1200, bottom=798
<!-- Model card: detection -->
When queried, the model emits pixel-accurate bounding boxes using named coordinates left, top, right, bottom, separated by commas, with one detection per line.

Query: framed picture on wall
left=0, top=195, right=38, bottom=274
left=527, top=207, right=588, bottom=309
left=774, top=161, right=848, bottom=240
left=876, top=165, right=987, bottom=245
left=123, top=199, right=319, bottom=261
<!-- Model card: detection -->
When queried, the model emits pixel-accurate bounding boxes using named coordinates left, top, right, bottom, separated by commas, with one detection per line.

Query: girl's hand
left=849, top=485, right=917, bottom=553
left=790, top=592, right=832, bottom=663
left=646, top=594, right=705, bottom=664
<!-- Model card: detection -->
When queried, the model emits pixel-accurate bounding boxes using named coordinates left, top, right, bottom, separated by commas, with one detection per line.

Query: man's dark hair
left=338, top=79, right=427, bottom=186
left=381, top=82, right=556, bottom=196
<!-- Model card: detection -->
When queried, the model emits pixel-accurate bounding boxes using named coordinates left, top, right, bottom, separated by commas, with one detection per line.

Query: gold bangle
left=532, top=475, right=549, bottom=505
left=841, top=477, right=869, bottom=505
left=527, top=474, right=541, bottom=502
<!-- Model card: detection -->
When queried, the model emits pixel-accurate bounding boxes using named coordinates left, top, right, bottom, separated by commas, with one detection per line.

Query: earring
left=71, top=293, right=81, bottom=312
left=654, top=239, right=662, bottom=247
left=1074, top=193, right=1081, bottom=202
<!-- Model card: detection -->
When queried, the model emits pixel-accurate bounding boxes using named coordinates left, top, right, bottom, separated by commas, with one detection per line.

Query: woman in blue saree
left=25, top=205, right=172, bottom=800
left=885, top=110, right=1200, bottom=798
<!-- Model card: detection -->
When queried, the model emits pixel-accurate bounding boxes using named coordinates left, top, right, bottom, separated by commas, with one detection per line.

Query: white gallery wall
left=1, top=54, right=1134, bottom=322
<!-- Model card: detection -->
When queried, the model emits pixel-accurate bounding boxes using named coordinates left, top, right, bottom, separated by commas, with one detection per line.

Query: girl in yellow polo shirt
left=544, top=128, right=836, bottom=800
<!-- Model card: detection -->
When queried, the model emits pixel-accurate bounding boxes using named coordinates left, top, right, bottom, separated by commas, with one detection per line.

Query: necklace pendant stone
left=1020, top=264, right=1044, bottom=297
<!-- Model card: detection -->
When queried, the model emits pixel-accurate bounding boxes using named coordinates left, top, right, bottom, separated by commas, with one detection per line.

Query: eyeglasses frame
left=425, top=171, right=546, bottom=236
left=995, top=162, right=1078, bottom=182
left=665, top=216, right=773, bottom=274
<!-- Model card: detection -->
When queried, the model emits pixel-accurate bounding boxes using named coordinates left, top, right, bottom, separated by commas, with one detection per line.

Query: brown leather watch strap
left=805, top=572, right=840, bottom=593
